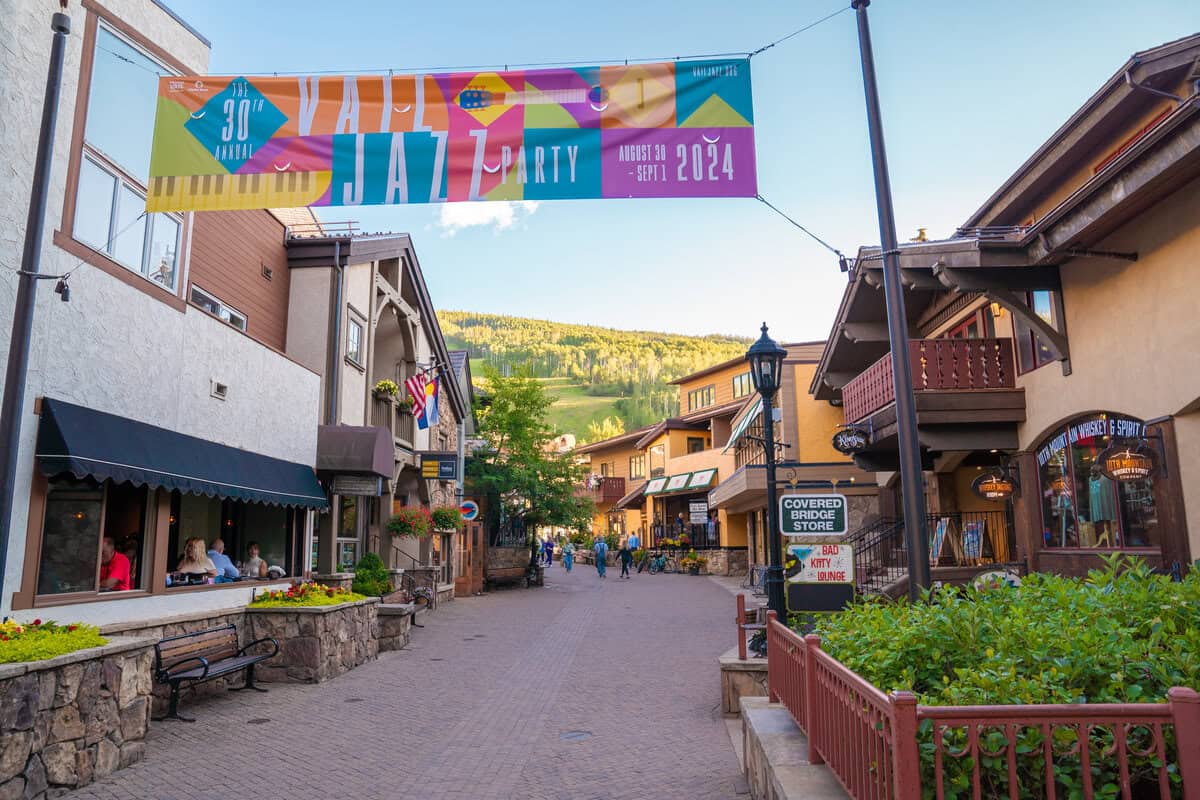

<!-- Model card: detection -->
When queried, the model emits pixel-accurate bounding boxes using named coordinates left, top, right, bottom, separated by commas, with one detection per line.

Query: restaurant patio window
left=1036, top=413, right=1159, bottom=549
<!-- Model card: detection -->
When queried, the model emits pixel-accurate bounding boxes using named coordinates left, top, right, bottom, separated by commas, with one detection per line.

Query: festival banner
left=146, top=59, right=757, bottom=212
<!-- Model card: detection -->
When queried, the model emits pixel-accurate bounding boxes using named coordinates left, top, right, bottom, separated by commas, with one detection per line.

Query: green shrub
left=0, top=619, right=106, bottom=664
left=352, top=552, right=392, bottom=597
left=800, top=556, right=1198, bottom=797
left=250, top=583, right=365, bottom=607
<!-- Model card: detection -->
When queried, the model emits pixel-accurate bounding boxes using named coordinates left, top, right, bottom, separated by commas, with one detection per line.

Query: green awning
left=723, top=398, right=763, bottom=453
left=645, top=469, right=719, bottom=496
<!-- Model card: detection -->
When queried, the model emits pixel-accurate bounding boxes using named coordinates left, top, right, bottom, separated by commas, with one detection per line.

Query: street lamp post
left=850, top=0, right=931, bottom=599
left=746, top=324, right=788, bottom=618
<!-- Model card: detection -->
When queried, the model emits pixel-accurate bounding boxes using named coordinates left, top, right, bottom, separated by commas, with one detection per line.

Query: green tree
left=583, top=415, right=625, bottom=444
left=468, top=366, right=593, bottom=533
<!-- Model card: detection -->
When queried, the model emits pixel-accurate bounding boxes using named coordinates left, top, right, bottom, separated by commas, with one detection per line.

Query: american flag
left=405, top=372, right=428, bottom=420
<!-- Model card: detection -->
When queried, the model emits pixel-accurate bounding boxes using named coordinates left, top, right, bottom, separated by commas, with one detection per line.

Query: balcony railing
left=395, top=405, right=415, bottom=447
left=372, top=394, right=416, bottom=448
left=650, top=521, right=721, bottom=549
left=766, top=615, right=1200, bottom=799
left=842, top=337, right=1016, bottom=425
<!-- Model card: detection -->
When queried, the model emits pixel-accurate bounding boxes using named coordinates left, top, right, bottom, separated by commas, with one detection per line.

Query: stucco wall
left=1014, top=180, right=1200, bottom=554
left=0, top=0, right=320, bottom=616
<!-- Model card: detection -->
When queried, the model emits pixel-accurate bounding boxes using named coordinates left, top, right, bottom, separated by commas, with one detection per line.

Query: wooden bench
left=153, top=624, right=278, bottom=722
left=485, top=565, right=538, bottom=589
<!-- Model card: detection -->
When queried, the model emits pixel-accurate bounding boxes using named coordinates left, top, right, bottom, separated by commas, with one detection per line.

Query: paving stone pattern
left=71, top=566, right=744, bottom=800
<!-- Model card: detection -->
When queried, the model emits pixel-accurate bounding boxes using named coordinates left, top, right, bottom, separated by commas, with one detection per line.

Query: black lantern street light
left=746, top=323, right=788, bottom=618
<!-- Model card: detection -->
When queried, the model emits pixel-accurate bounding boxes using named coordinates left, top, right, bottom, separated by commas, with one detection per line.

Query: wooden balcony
left=371, top=395, right=416, bottom=451
left=843, top=338, right=1018, bottom=424
left=580, top=476, right=627, bottom=504
left=840, top=339, right=1025, bottom=464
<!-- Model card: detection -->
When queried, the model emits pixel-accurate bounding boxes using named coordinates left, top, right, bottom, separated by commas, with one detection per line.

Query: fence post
left=891, top=691, right=922, bottom=800
left=737, top=594, right=747, bottom=661
left=1170, top=686, right=1200, bottom=800
left=766, top=610, right=778, bottom=702
left=803, top=634, right=824, bottom=765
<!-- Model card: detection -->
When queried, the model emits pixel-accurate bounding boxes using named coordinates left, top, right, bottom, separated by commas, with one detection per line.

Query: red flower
left=32, top=618, right=42, bottom=626
left=67, top=625, right=78, bottom=632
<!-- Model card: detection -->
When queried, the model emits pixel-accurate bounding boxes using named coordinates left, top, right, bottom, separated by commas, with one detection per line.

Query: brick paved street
left=72, top=565, right=745, bottom=800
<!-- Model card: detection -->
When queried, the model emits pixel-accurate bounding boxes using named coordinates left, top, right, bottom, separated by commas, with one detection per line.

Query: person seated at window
left=207, top=538, right=241, bottom=580
left=99, top=536, right=131, bottom=592
left=176, top=537, right=217, bottom=577
left=241, top=541, right=268, bottom=578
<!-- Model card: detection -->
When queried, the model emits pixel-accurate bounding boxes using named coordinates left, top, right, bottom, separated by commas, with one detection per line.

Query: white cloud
left=436, top=201, right=540, bottom=236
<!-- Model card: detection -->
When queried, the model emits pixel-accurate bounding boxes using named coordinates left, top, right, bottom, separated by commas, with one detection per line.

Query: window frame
left=732, top=372, right=753, bottom=400
left=629, top=454, right=646, bottom=480
left=1015, top=290, right=1062, bottom=375
left=56, top=7, right=195, bottom=311
left=687, top=384, right=715, bottom=412
left=189, top=284, right=248, bottom=331
left=345, top=310, right=366, bottom=369
left=687, top=436, right=706, bottom=454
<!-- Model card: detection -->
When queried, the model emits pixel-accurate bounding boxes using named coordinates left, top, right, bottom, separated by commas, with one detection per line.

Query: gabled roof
left=634, top=418, right=709, bottom=450
left=667, top=341, right=826, bottom=386
left=575, top=425, right=656, bottom=455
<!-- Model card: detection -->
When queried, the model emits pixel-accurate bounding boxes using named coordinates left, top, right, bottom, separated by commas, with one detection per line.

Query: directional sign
left=460, top=500, right=479, bottom=522
left=419, top=451, right=458, bottom=481
left=779, top=494, right=847, bottom=537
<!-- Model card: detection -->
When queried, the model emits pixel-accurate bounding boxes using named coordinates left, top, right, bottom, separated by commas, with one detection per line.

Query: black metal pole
left=327, top=239, right=342, bottom=424
left=762, top=401, right=786, bottom=617
left=0, top=11, right=72, bottom=606
left=850, top=0, right=931, bottom=599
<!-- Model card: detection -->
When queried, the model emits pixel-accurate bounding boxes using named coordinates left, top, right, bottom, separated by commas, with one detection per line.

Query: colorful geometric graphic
left=146, top=59, right=757, bottom=212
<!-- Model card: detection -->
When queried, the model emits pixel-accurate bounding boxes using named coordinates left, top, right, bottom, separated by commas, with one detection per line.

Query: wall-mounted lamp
left=989, top=301, right=1005, bottom=319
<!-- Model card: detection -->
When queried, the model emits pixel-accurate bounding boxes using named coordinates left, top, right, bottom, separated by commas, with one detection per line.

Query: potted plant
left=680, top=550, right=707, bottom=575
left=396, top=394, right=415, bottom=413
left=431, top=506, right=464, bottom=532
left=387, top=507, right=433, bottom=539
left=373, top=379, right=399, bottom=400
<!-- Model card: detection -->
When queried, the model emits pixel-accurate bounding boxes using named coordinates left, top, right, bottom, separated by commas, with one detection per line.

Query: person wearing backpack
left=593, top=536, right=609, bottom=579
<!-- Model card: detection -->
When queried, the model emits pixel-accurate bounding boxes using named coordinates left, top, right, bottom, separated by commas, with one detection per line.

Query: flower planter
left=244, top=598, right=379, bottom=684
left=688, top=566, right=701, bottom=576
left=0, top=637, right=156, bottom=798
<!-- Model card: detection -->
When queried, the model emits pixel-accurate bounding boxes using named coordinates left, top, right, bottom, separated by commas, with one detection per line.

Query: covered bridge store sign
left=779, top=494, right=848, bottom=537
left=147, top=60, right=757, bottom=211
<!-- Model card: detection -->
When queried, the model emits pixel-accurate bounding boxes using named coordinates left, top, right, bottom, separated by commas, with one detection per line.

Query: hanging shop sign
left=785, top=543, right=855, bottom=612
left=779, top=494, right=848, bottom=537
left=419, top=452, right=458, bottom=480
left=460, top=500, right=479, bottom=521
left=147, top=60, right=757, bottom=212
left=689, top=500, right=709, bottom=525
left=970, top=471, right=1018, bottom=501
left=831, top=426, right=869, bottom=455
left=330, top=474, right=382, bottom=496
left=785, top=543, right=853, bottom=584
left=1096, top=442, right=1158, bottom=482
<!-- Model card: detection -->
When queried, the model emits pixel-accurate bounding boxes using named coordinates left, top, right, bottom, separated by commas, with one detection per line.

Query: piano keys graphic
left=146, top=170, right=331, bottom=212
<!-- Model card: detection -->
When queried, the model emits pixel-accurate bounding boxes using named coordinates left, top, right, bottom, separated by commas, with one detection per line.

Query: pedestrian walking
left=628, top=531, right=640, bottom=552
left=706, top=511, right=718, bottom=547
left=563, top=540, right=575, bottom=572
left=617, top=540, right=633, bottom=579
left=593, top=537, right=609, bottom=579
left=543, top=537, right=555, bottom=567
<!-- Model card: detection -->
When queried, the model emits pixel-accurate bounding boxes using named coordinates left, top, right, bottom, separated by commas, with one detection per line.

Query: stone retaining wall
left=0, top=637, right=155, bottom=799
left=377, top=604, right=415, bottom=652
left=245, top=599, right=380, bottom=683
left=706, top=548, right=750, bottom=576
left=719, top=647, right=768, bottom=714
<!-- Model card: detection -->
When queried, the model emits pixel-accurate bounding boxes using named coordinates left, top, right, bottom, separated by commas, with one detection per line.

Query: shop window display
left=1036, top=413, right=1159, bottom=549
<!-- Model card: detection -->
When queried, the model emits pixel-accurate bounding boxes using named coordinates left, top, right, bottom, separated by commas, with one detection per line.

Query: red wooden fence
left=841, top=337, right=1017, bottom=425
left=765, top=612, right=1200, bottom=799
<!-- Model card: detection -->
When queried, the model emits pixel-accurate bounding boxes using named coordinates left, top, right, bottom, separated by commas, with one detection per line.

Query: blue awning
left=35, top=398, right=328, bottom=509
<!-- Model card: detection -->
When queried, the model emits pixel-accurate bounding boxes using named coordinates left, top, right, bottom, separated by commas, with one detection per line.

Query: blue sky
left=169, top=0, right=1199, bottom=341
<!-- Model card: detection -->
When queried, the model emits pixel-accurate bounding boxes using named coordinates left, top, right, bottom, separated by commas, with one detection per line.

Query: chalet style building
left=812, top=33, right=1200, bottom=585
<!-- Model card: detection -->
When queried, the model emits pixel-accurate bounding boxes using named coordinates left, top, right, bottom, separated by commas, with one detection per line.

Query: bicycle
left=645, top=551, right=678, bottom=574
left=741, top=565, right=768, bottom=595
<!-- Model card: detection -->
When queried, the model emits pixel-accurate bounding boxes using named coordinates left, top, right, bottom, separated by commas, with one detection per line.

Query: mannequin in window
left=1088, top=471, right=1117, bottom=547
left=1055, top=484, right=1074, bottom=548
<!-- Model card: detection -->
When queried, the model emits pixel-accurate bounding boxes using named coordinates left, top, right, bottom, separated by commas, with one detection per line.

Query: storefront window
left=167, top=491, right=296, bottom=585
left=36, top=478, right=151, bottom=597
left=337, top=496, right=360, bottom=570
left=1036, top=413, right=1159, bottom=549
